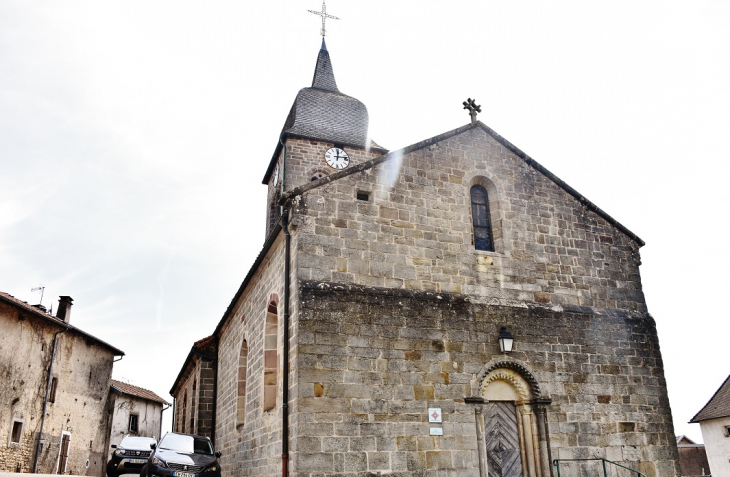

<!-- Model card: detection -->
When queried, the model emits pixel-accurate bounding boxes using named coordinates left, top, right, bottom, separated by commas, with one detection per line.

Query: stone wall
left=215, top=234, right=289, bottom=476
left=0, top=301, right=116, bottom=476
left=290, top=126, right=646, bottom=312
left=265, top=137, right=384, bottom=238
left=292, top=281, right=680, bottom=477
left=173, top=362, right=200, bottom=434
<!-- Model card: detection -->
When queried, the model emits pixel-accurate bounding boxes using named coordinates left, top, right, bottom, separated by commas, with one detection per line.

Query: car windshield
left=120, top=437, right=156, bottom=449
left=159, top=434, right=213, bottom=455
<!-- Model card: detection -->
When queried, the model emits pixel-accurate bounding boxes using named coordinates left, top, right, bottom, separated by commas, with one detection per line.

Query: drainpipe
left=34, top=326, right=68, bottom=473
left=160, top=403, right=170, bottom=439
left=280, top=209, right=291, bottom=477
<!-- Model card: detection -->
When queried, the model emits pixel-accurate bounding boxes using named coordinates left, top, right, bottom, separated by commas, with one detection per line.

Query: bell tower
left=261, top=39, right=388, bottom=237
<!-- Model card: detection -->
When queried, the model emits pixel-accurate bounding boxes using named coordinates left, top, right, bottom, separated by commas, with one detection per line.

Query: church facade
left=171, top=39, right=680, bottom=477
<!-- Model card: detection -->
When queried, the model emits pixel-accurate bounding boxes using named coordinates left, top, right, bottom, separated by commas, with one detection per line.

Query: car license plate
left=130, top=459, right=146, bottom=464
left=174, top=473, right=195, bottom=477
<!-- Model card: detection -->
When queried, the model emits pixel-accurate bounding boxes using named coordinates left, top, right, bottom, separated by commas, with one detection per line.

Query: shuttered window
left=471, top=185, right=493, bottom=252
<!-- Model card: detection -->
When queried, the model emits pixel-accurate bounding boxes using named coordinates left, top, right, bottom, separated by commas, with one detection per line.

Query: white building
left=108, top=380, right=169, bottom=459
left=691, top=375, right=730, bottom=477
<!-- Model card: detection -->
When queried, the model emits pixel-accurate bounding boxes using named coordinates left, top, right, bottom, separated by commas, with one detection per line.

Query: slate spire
left=311, top=39, right=339, bottom=92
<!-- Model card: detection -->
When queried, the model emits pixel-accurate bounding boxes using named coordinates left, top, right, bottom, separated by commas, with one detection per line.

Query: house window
left=49, top=377, right=58, bottom=403
left=128, top=414, right=139, bottom=433
left=470, top=185, right=494, bottom=252
left=725, top=425, right=730, bottom=437
left=11, top=421, right=23, bottom=443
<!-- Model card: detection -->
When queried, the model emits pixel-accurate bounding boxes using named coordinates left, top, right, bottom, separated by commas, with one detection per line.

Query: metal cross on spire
left=308, top=1, right=339, bottom=38
left=463, top=98, right=482, bottom=125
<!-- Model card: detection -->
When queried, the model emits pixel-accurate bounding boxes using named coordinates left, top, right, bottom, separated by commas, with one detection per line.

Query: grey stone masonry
left=290, top=126, right=646, bottom=311
left=293, top=280, right=679, bottom=477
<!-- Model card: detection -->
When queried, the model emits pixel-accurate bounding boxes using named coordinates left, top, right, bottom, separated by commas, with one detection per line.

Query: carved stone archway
left=472, top=361, right=552, bottom=477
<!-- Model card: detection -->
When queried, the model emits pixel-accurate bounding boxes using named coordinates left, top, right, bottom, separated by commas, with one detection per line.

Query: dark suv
left=141, top=432, right=221, bottom=477
left=107, top=436, right=157, bottom=477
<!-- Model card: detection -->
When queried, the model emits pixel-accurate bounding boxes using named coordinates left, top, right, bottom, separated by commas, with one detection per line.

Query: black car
left=141, top=432, right=221, bottom=477
left=107, top=436, right=157, bottom=477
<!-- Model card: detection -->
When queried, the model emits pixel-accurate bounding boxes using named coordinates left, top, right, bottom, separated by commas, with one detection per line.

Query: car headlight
left=116, top=450, right=126, bottom=455
left=152, top=458, right=166, bottom=468
left=204, top=466, right=217, bottom=473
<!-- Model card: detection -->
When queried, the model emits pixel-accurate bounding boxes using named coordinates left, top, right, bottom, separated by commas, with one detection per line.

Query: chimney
left=56, top=296, right=73, bottom=324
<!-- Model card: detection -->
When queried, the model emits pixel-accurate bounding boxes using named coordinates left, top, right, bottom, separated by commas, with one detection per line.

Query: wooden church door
left=485, top=402, right=523, bottom=477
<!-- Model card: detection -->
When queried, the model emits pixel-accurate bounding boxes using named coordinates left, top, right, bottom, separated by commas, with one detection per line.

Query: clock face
left=273, top=163, right=279, bottom=186
left=324, top=148, right=350, bottom=170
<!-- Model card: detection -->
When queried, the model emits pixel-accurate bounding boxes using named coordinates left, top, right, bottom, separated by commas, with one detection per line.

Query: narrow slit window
left=49, top=377, right=58, bottom=403
left=470, top=185, right=494, bottom=252
left=11, top=421, right=22, bottom=443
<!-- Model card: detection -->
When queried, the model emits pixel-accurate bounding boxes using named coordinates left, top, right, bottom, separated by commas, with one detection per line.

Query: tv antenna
left=31, top=286, right=45, bottom=306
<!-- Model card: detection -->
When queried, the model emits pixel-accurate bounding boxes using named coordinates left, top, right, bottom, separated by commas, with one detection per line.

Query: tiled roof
left=690, top=375, right=730, bottom=423
left=111, top=379, right=169, bottom=405
left=0, top=291, right=124, bottom=356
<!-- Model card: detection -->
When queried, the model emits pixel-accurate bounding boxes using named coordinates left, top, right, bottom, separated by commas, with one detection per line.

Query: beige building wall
left=0, top=300, right=117, bottom=476
left=700, top=418, right=730, bottom=477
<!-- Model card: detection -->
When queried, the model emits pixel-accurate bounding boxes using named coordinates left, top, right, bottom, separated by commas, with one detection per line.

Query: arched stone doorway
left=474, top=362, right=552, bottom=477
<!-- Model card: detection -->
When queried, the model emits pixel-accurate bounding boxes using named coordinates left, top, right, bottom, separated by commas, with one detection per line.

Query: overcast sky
left=1, top=1, right=728, bottom=443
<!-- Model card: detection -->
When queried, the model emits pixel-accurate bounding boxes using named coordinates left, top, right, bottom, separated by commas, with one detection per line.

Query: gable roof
left=690, top=375, right=730, bottom=423
left=280, top=121, right=644, bottom=246
left=169, top=334, right=217, bottom=396
left=111, top=379, right=169, bottom=405
left=676, top=435, right=697, bottom=445
left=0, top=291, right=124, bottom=356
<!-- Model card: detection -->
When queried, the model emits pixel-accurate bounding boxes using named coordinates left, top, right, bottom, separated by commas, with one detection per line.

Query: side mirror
left=215, top=451, right=221, bottom=458
left=111, top=444, right=117, bottom=449
left=150, top=443, right=156, bottom=450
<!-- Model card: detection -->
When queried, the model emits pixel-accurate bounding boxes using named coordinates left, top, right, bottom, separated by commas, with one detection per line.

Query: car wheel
left=139, top=465, right=147, bottom=477
left=106, top=463, right=117, bottom=477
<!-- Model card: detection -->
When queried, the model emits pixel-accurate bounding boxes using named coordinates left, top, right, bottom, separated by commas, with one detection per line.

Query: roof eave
left=0, top=293, right=125, bottom=356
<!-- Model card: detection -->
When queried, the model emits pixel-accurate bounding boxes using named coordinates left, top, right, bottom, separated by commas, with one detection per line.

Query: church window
left=237, top=337, right=249, bottom=426
left=263, top=300, right=279, bottom=412
left=181, top=392, right=187, bottom=433
left=471, top=185, right=494, bottom=252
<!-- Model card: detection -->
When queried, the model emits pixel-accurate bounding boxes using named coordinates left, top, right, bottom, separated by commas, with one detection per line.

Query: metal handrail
left=553, top=458, right=647, bottom=477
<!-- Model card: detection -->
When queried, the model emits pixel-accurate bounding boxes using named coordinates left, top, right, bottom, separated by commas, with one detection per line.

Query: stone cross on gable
left=308, top=1, right=339, bottom=38
left=463, top=98, right=482, bottom=125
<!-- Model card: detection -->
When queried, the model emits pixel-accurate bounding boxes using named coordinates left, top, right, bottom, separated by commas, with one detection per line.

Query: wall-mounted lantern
left=498, top=327, right=514, bottom=353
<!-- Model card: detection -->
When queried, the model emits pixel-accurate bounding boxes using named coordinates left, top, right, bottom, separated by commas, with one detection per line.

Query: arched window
left=181, top=392, right=187, bottom=433
left=237, top=337, right=248, bottom=426
left=471, top=185, right=494, bottom=252
left=191, top=378, right=196, bottom=433
left=263, top=300, right=279, bottom=412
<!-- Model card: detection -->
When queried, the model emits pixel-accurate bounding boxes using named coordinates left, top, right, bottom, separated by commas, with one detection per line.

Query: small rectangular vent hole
left=356, top=192, right=369, bottom=201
